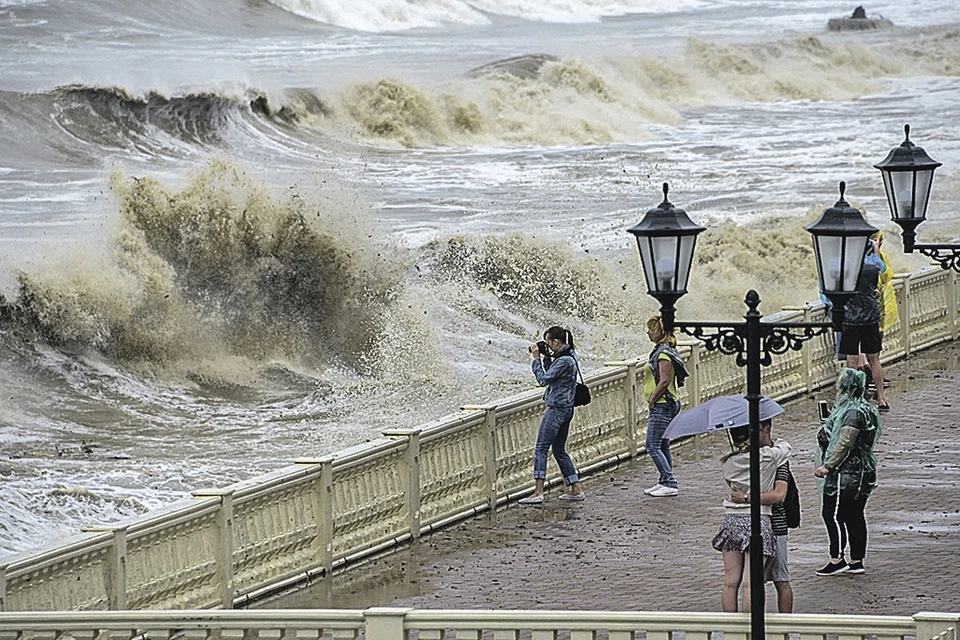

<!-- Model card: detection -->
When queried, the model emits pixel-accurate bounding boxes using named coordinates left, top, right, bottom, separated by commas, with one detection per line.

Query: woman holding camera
left=519, top=326, right=585, bottom=504
left=643, top=313, right=689, bottom=497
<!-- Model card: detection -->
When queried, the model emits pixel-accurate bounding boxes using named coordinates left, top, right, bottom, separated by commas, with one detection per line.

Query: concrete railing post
left=0, top=564, right=6, bottom=611
left=604, top=360, right=638, bottom=455
left=192, top=489, right=235, bottom=609
left=81, top=525, right=127, bottom=609
left=685, top=340, right=702, bottom=407
left=902, top=275, right=913, bottom=356
left=463, top=405, right=498, bottom=509
left=383, top=429, right=422, bottom=539
left=295, top=457, right=335, bottom=575
left=951, top=270, right=959, bottom=340
left=624, top=361, right=638, bottom=454
left=483, top=407, right=499, bottom=509
left=364, top=607, right=412, bottom=640
left=914, top=612, right=960, bottom=640
left=797, top=305, right=816, bottom=392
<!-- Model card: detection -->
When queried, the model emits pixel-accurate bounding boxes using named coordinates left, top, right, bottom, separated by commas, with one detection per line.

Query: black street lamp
left=806, top=181, right=880, bottom=328
left=626, top=183, right=705, bottom=331
left=875, top=124, right=960, bottom=270
left=628, top=182, right=877, bottom=639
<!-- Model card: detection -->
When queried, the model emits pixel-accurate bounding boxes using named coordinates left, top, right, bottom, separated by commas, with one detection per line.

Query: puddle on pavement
left=256, top=501, right=553, bottom=609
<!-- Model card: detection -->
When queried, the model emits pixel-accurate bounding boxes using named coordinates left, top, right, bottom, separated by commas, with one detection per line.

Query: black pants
left=821, top=490, right=869, bottom=560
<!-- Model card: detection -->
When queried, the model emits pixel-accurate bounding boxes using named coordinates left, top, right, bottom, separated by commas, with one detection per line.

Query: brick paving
left=267, top=342, right=960, bottom=616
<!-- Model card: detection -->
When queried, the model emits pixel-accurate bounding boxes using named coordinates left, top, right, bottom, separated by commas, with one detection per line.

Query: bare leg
left=865, top=353, right=886, bottom=405
left=722, top=550, right=745, bottom=612
left=845, top=354, right=860, bottom=371
left=774, top=581, right=794, bottom=613
left=524, top=478, right=545, bottom=499
left=740, top=551, right=756, bottom=613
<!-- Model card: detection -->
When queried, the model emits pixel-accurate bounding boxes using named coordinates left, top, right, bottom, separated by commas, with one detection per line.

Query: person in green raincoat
left=814, top=368, right=882, bottom=576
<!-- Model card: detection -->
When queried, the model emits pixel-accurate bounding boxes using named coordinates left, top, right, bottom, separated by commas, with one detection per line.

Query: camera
left=536, top=340, right=549, bottom=356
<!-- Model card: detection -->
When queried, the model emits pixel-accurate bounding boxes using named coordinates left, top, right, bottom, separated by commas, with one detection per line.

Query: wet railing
left=0, top=266, right=956, bottom=613
left=0, top=607, right=957, bottom=640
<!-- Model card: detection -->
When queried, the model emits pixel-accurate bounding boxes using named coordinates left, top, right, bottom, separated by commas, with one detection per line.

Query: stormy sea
left=1, top=0, right=959, bottom=557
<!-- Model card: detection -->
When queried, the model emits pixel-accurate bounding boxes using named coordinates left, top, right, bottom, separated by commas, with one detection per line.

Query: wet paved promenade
left=267, top=342, right=960, bottom=615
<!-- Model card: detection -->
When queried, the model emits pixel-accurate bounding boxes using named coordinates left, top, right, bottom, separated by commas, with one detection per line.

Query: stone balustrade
left=0, top=607, right=957, bottom=640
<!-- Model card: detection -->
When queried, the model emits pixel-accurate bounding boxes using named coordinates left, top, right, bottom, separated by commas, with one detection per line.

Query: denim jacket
left=532, top=346, right=578, bottom=408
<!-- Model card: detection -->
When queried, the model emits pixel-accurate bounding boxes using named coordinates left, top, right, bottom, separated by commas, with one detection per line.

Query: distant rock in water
left=827, top=6, right=893, bottom=31
left=465, top=54, right=559, bottom=80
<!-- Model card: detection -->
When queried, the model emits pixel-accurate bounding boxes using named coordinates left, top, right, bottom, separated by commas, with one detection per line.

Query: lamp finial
left=904, top=123, right=911, bottom=142
left=839, top=181, right=846, bottom=200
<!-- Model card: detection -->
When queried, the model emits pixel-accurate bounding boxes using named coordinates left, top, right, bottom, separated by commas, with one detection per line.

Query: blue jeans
left=646, top=400, right=680, bottom=488
left=533, top=406, right=579, bottom=485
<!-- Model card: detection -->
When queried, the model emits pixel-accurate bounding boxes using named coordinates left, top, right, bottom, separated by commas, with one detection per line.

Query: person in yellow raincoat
left=874, top=231, right=898, bottom=334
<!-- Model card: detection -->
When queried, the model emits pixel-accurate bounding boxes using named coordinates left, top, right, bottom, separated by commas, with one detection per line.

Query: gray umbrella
left=662, top=394, right=785, bottom=440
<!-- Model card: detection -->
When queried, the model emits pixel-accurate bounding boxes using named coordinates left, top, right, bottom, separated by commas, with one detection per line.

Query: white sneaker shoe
left=649, top=485, right=679, bottom=497
left=644, top=484, right=663, bottom=495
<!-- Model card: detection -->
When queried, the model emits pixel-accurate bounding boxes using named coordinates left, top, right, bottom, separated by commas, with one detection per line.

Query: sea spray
left=6, top=160, right=426, bottom=382
left=429, top=233, right=642, bottom=323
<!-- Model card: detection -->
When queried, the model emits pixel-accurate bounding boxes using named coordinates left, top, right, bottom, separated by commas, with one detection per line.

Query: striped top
left=771, top=463, right=790, bottom=537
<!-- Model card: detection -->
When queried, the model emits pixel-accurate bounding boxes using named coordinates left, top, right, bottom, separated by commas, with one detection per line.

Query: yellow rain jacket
left=876, top=231, right=898, bottom=333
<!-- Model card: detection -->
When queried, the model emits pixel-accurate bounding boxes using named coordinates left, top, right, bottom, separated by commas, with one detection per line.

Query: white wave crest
left=267, top=0, right=489, bottom=32
left=467, top=0, right=703, bottom=23
left=268, top=0, right=703, bottom=32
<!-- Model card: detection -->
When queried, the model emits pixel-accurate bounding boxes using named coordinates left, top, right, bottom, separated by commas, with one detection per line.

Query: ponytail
left=544, top=325, right=574, bottom=350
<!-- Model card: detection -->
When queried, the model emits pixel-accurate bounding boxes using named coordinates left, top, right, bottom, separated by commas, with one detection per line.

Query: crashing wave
left=266, top=0, right=702, bottom=32
left=3, top=160, right=415, bottom=381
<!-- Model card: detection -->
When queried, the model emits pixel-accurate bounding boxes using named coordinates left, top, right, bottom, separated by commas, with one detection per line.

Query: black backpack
left=784, top=466, right=801, bottom=529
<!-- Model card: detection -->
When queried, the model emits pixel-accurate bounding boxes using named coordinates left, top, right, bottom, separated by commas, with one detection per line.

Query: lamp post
left=628, top=183, right=877, bottom=639
left=875, top=124, right=960, bottom=270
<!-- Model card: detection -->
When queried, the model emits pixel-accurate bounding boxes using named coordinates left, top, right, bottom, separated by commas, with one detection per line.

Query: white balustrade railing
left=0, top=607, right=957, bottom=640
left=1, top=266, right=957, bottom=613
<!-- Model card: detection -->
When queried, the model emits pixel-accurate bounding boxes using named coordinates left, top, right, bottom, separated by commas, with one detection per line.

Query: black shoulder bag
left=573, top=358, right=591, bottom=407
left=785, top=466, right=801, bottom=529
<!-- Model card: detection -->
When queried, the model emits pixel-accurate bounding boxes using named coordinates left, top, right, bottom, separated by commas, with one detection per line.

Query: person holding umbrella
left=642, top=313, right=689, bottom=497
left=712, top=418, right=792, bottom=613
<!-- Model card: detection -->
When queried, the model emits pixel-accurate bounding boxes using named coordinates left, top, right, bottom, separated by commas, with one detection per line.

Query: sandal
left=878, top=402, right=890, bottom=412
left=518, top=494, right=544, bottom=504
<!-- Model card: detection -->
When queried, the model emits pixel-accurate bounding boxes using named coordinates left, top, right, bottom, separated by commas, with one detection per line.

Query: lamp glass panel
left=914, top=169, right=934, bottom=220
left=841, top=236, right=869, bottom=291
left=815, top=235, right=844, bottom=291
left=676, top=235, right=696, bottom=291
left=880, top=172, right=898, bottom=219
left=891, top=170, right=919, bottom=219
left=636, top=236, right=657, bottom=293
left=651, top=236, right=680, bottom=292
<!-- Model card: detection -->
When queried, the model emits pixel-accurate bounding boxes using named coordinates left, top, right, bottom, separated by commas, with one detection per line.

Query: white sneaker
left=650, top=485, right=679, bottom=497
left=644, top=484, right=663, bottom=495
